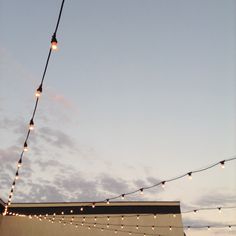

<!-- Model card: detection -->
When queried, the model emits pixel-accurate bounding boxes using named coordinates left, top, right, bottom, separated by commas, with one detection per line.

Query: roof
left=0, top=200, right=184, bottom=236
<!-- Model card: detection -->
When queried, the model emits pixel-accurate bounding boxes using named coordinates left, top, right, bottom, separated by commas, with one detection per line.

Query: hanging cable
left=3, top=0, right=66, bottom=216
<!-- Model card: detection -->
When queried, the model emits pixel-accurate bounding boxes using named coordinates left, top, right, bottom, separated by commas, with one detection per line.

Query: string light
left=121, top=194, right=125, bottom=200
left=106, top=199, right=110, bottom=205
left=92, top=202, right=95, bottom=208
left=7, top=213, right=236, bottom=235
left=3, top=0, right=66, bottom=214
left=77, top=157, right=235, bottom=209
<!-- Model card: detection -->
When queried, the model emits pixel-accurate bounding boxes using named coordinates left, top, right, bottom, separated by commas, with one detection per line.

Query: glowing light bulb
left=161, top=181, right=166, bottom=188
left=218, top=207, right=222, bottom=213
left=229, top=225, right=232, bottom=230
left=115, top=230, right=117, bottom=234
left=107, top=224, right=109, bottom=228
left=92, top=202, right=95, bottom=208
left=106, top=199, right=110, bottom=204
left=140, top=188, right=144, bottom=195
left=17, top=158, right=22, bottom=168
left=154, top=214, right=157, bottom=219
left=188, top=172, right=192, bottom=180
left=169, top=226, right=172, bottom=231
left=107, top=216, right=110, bottom=221
left=207, top=226, right=211, bottom=231
left=23, top=142, right=28, bottom=152
left=80, top=207, right=83, bottom=211
left=15, top=171, right=19, bottom=180
left=220, top=161, right=225, bottom=169
left=193, top=210, right=197, bottom=214
left=152, top=226, right=154, bottom=230
left=51, top=34, right=58, bottom=50
left=121, top=194, right=125, bottom=200
left=29, top=119, right=34, bottom=130
left=35, top=85, right=42, bottom=97
left=136, top=225, right=139, bottom=230
left=136, top=215, right=139, bottom=220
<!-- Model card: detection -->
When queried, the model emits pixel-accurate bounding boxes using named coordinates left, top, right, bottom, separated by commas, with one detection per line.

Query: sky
left=0, top=0, right=236, bottom=235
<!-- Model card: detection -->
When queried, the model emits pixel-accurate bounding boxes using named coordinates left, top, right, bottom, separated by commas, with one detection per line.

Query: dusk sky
left=0, top=0, right=236, bottom=235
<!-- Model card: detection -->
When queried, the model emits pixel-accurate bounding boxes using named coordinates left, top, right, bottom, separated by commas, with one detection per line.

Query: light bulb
left=152, top=226, right=154, bottom=230
left=92, top=202, right=95, bottom=208
left=17, top=158, right=22, bottom=168
left=169, top=226, right=172, bottom=231
left=161, top=181, right=166, bottom=188
left=136, top=215, right=139, bottom=220
left=121, top=194, right=125, bottom=200
left=35, top=85, right=42, bottom=97
left=51, top=34, right=58, bottom=50
left=136, top=225, right=139, bottom=230
left=188, top=172, right=192, bottom=180
left=106, top=199, right=110, bottom=204
left=140, top=188, right=144, bottom=195
left=23, top=142, right=28, bottom=152
left=80, top=207, right=83, bottom=211
left=220, top=161, right=225, bottom=169
left=15, top=171, right=19, bottom=180
left=29, top=119, right=34, bottom=130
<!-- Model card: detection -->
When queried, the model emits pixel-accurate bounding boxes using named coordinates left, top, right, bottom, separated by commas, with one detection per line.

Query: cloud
left=38, top=126, right=75, bottom=150
left=194, top=192, right=236, bottom=207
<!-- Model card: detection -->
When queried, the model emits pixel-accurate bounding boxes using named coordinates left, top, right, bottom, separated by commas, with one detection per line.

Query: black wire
left=5, top=0, right=66, bottom=209
left=84, top=156, right=236, bottom=206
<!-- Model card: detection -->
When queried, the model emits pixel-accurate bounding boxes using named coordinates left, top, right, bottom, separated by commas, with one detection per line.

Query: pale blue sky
left=0, top=1, right=236, bottom=235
